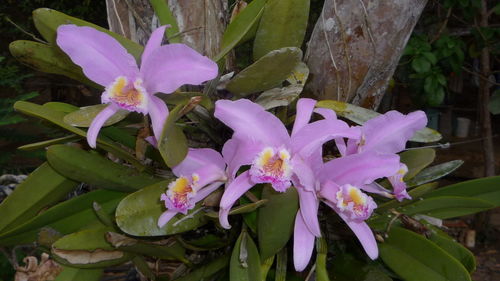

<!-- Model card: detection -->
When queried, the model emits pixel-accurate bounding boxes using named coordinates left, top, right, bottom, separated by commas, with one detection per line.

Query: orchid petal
left=297, top=188, right=321, bottom=237
left=337, top=211, right=378, bottom=259
left=361, top=110, right=427, bottom=154
left=56, top=25, right=139, bottom=86
left=291, top=119, right=360, bottom=158
left=291, top=156, right=316, bottom=192
left=193, top=182, right=224, bottom=203
left=362, top=182, right=393, bottom=198
left=148, top=95, right=169, bottom=141
left=293, top=210, right=315, bottom=272
left=292, top=98, right=317, bottom=136
left=157, top=210, right=177, bottom=228
left=140, top=43, right=218, bottom=94
left=87, top=104, right=119, bottom=148
left=215, top=99, right=290, bottom=147
left=219, top=171, right=254, bottom=229
left=141, top=25, right=168, bottom=69
left=319, top=152, right=400, bottom=187
left=222, top=138, right=263, bottom=179
left=313, top=107, right=337, bottom=120
left=173, top=148, right=225, bottom=177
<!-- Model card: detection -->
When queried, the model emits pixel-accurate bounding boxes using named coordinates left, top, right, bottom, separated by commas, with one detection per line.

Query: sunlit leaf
left=64, top=104, right=129, bottom=127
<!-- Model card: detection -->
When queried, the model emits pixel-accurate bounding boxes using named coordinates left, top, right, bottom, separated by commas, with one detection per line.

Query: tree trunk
left=305, top=0, right=427, bottom=109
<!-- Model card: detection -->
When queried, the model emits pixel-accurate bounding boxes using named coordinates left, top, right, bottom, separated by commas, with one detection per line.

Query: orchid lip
left=335, top=184, right=376, bottom=221
left=102, top=76, right=149, bottom=114
left=161, top=176, right=197, bottom=214
left=249, top=147, right=293, bottom=192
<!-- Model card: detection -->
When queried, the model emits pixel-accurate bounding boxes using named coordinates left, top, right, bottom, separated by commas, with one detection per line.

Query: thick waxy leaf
left=406, top=160, right=463, bottom=187
left=47, top=145, right=162, bottom=192
left=379, top=227, right=471, bottom=281
left=215, top=0, right=268, bottom=62
left=205, top=200, right=267, bottom=218
left=0, top=162, right=77, bottom=234
left=225, top=47, right=302, bottom=95
left=173, top=256, right=230, bottom=281
left=330, top=253, right=393, bottom=281
left=9, top=40, right=98, bottom=88
left=316, top=100, right=442, bottom=143
left=255, top=62, right=309, bottom=110
left=52, top=226, right=132, bottom=268
left=43, top=102, right=79, bottom=113
left=159, top=103, right=188, bottom=168
left=258, top=186, right=298, bottom=259
left=18, top=135, right=81, bottom=151
left=149, top=0, right=180, bottom=43
left=115, top=182, right=208, bottom=236
left=400, top=196, right=494, bottom=219
left=424, top=176, right=500, bottom=206
left=253, top=0, right=310, bottom=60
left=32, top=8, right=143, bottom=60
left=54, top=267, right=103, bottom=281
left=64, top=104, right=129, bottom=127
left=14, top=101, right=144, bottom=169
left=230, top=231, right=262, bottom=281
left=399, top=148, right=436, bottom=180
left=0, top=190, right=126, bottom=246
left=425, top=224, right=475, bottom=272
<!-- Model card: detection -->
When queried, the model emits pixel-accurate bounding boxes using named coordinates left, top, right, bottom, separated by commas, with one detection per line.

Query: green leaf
left=32, top=8, right=143, bottom=60
left=424, top=176, right=500, bottom=206
left=115, top=182, right=208, bottom=236
left=215, top=0, right=268, bottom=62
left=149, top=0, right=180, bottom=43
left=425, top=224, right=476, bottom=272
left=18, top=135, right=81, bottom=151
left=379, top=227, right=471, bottom=281
left=54, top=266, right=103, bottom=281
left=47, top=145, right=162, bottom=192
left=422, top=52, right=437, bottom=65
left=258, top=186, right=298, bottom=260
left=205, top=200, right=268, bottom=218
left=0, top=162, right=77, bottom=234
left=173, top=256, right=230, bottom=281
left=316, top=100, right=442, bottom=143
left=9, top=40, right=98, bottom=88
left=399, top=148, right=436, bottom=180
left=412, top=57, right=431, bottom=73
left=427, top=87, right=445, bottom=107
left=400, top=196, right=494, bottom=219
left=63, top=104, right=129, bottom=127
left=488, top=90, right=500, bottom=115
left=52, top=226, right=133, bottom=268
left=406, top=160, right=463, bottom=187
left=316, top=238, right=330, bottom=281
left=226, top=47, right=302, bottom=95
left=0, top=190, right=126, bottom=246
left=376, top=182, right=439, bottom=213
left=43, top=102, right=79, bottom=113
left=253, top=0, right=310, bottom=60
left=330, top=252, right=393, bottom=281
left=230, top=231, right=262, bottom=281
left=158, top=103, right=189, bottom=168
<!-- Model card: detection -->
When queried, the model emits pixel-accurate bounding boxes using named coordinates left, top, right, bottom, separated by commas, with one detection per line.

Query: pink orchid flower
left=214, top=99, right=360, bottom=240
left=158, top=148, right=227, bottom=228
left=339, top=110, right=427, bottom=201
left=56, top=25, right=218, bottom=148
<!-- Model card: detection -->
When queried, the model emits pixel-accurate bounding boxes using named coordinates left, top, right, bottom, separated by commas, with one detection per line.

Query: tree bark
left=305, top=0, right=427, bottom=109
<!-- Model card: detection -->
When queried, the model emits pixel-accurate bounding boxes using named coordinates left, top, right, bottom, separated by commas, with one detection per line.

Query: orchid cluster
left=57, top=25, right=427, bottom=272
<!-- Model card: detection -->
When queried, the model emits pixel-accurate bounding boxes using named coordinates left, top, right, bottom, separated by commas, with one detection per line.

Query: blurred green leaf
left=0, top=162, right=77, bottom=234
left=258, top=186, right=298, bottom=260
left=149, top=0, right=180, bottom=43
left=115, top=182, right=208, bottom=236
left=18, top=135, right=81, bottom=151
left=215, top=0, right=268, bottom=62
left=230, top=230, right=262, bottom=281
left=330, top=252, right=393, bottom=281
left=173, top=256, right=230, bottom=281
left=400, top=196, right=494, bottom=219
left=424, top=176, right=500, bottom=206
left=488, top=90, right=500, bottom=115
left=379, top=227, right=471, bottom=281
left=412, top=57, right=431, bottom=73
left=316, top=100, right=442, bottom=143
left=64, top=104, right=129, bottom=127
left=54, top=266, right=103, bottom=281
left=406, top=160, right=463, bottom=187
left=400, top=148, right=436, bottom=180
left=226, top=47, right=302, bottom=95
left=422, top=52, right=437, bottom=65
left=253, top=0, right=310, bottom=60
left=158, top=102, right=188, bottom=168
left=47, top=145, right=162, bottom=192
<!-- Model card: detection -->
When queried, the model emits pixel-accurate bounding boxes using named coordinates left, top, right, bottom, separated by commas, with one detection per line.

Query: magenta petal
left=140, top=43, right=218, bottom=94
left=314, top=107, right=337, bottom=120
left=148, top=95, right=169, bottom=141
left=291, top=119, right=360, bottom=158
left=361, top=110, right=427, bottom=154
left=215, top=99, right=290, bottom=147
left=219, top=171, right=254, bottom=228
left=158, top=210, right=177, bottom=228
left=193, top=182, right=224, bottom=203
left=293, top=210, right=315, bottom=272
left=297, top=188, right=321, bottom=237
left=56, top=25, right=139, bottom=86
left=222, top=138, right=263, bottom=179
left=87, top=104, right=119, bottom=148
left=291, top=156, right=316, bottom=192
left=173, top=148, right=225, bottom=177
left=292, top=98, right=317, bottom=136
left=319, top=152, right=400, bottom=187
left=362, top=182, right=393, bottom=197
left=338, top=211, right=378, bottom=259
left=141, top=25, right=168, bottom=69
